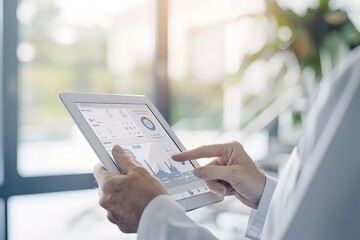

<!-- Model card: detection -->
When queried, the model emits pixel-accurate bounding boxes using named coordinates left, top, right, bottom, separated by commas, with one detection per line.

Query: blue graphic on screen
left=140, top=117, right=156, bottom=131
left=75, top=102, right=200, bottom=190
left=123, top=149, right=142, bottom=166
left=143, top=159, right=198, bottom=188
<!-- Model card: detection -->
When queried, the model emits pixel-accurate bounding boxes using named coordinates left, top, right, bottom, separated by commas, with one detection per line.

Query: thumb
left=193, top=165, right=232, bottom=182
left=112, top=145, right=137, bottom=174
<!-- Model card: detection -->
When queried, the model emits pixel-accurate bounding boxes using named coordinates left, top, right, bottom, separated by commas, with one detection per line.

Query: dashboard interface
left=76, top=103, right=209, bottom=200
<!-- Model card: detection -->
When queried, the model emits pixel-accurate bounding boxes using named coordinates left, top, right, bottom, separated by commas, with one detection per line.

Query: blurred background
left=1, top=0, right=359, bottom=239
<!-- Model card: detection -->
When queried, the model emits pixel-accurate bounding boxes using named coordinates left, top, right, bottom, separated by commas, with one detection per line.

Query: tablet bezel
left=59, top=93, right=223, bottom=211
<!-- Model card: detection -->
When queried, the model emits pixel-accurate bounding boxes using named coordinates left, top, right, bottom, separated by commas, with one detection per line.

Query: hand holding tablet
left=60, top=93, right=223, bottom=211
left=93, top=145, right=168, bottom=233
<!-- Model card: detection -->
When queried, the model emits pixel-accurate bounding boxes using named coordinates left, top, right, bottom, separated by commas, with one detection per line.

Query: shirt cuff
left=245, top=176, right=277, bottom=240
left=138, top=195, right=173, bottom=236
left=137, top=194, right=217, bottom=240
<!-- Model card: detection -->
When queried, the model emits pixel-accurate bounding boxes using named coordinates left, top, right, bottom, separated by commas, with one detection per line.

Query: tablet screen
left=75, top=103, right=209, bottom=200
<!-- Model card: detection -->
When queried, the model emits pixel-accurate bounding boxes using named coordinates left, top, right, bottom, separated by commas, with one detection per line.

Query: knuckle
left=116, top=157, right=130, bottom=168
left=101, top=179, right=114, bottom=194
left=202, top=167, right=210, bottom=178
left=131, top=167, right=149, bottom=180
left=119, top=155, right=131, bottom=163
left=107, top=211, right=116, bottom=224
left=229, top=167, right=239, bottom=180
left=230, top=141, right=242, bottom=149
left=98, top=181, right=117, bottom=208
left=119, top=225, right=131, bottom=233
left=135, top=166, right=148, bottom=175
left=99, top=196, right=110, bottom=208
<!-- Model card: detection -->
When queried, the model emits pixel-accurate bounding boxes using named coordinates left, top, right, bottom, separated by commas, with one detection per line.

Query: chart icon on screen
left=140, top=117, right=156, bottom=131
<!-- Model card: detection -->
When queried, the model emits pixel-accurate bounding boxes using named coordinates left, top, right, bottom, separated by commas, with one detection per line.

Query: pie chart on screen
left=140, top=117, right=156, bottom=131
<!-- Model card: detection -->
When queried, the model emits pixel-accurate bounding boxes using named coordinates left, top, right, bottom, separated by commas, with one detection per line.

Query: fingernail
left=193, top=168, right=204, bottom=177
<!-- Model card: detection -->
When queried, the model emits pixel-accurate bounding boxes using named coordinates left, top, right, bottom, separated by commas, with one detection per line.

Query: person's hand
left=172, top=141, right=266, bottom=209
left=93, top=145, right=168, bottom=233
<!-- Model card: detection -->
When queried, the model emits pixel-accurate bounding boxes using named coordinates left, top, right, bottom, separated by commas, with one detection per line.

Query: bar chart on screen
left=120, top=142, right=198, bottom=188
left=143, top=158, right=198, bottom=188
left=76, top=103, right=201, bottom=190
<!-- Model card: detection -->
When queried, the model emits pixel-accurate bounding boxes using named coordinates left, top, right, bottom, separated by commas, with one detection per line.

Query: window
left=168, top=0, right=302, bottom=137
left=1, top=0, right=163, bottom=239
left=2, top=0, right=299, bottom=239
left=3, top=0, right=359, bottom=239
left=17, top=0, right=155, bottom=176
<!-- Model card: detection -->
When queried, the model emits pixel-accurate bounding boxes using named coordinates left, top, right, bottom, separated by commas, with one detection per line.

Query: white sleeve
left=244, top=176, right=277, bottom=240
left=137, top=195, right=218, bottom=240
left=273, top=47, right=360, bottom=240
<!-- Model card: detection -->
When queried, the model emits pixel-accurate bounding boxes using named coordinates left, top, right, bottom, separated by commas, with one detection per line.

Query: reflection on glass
left=18, top=0, right=154, bottom=176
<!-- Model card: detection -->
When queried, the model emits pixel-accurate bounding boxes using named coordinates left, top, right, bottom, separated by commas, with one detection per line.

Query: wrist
left=254, top=173, right=266, bottom=208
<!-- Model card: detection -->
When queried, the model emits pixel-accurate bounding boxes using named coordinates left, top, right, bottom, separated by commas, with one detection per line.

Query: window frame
left=0, top=0, right=169, bottom=239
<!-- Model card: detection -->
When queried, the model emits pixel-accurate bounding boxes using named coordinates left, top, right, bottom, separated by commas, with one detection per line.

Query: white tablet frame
left=60, top=93, right=223, bottom=211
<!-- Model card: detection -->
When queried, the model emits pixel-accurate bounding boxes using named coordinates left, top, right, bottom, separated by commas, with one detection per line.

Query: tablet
left=60, top=93, right=223, bottom=211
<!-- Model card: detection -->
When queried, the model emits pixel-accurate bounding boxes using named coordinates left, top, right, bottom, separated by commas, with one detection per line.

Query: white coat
left=137, top=47, right=360, bottom=240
